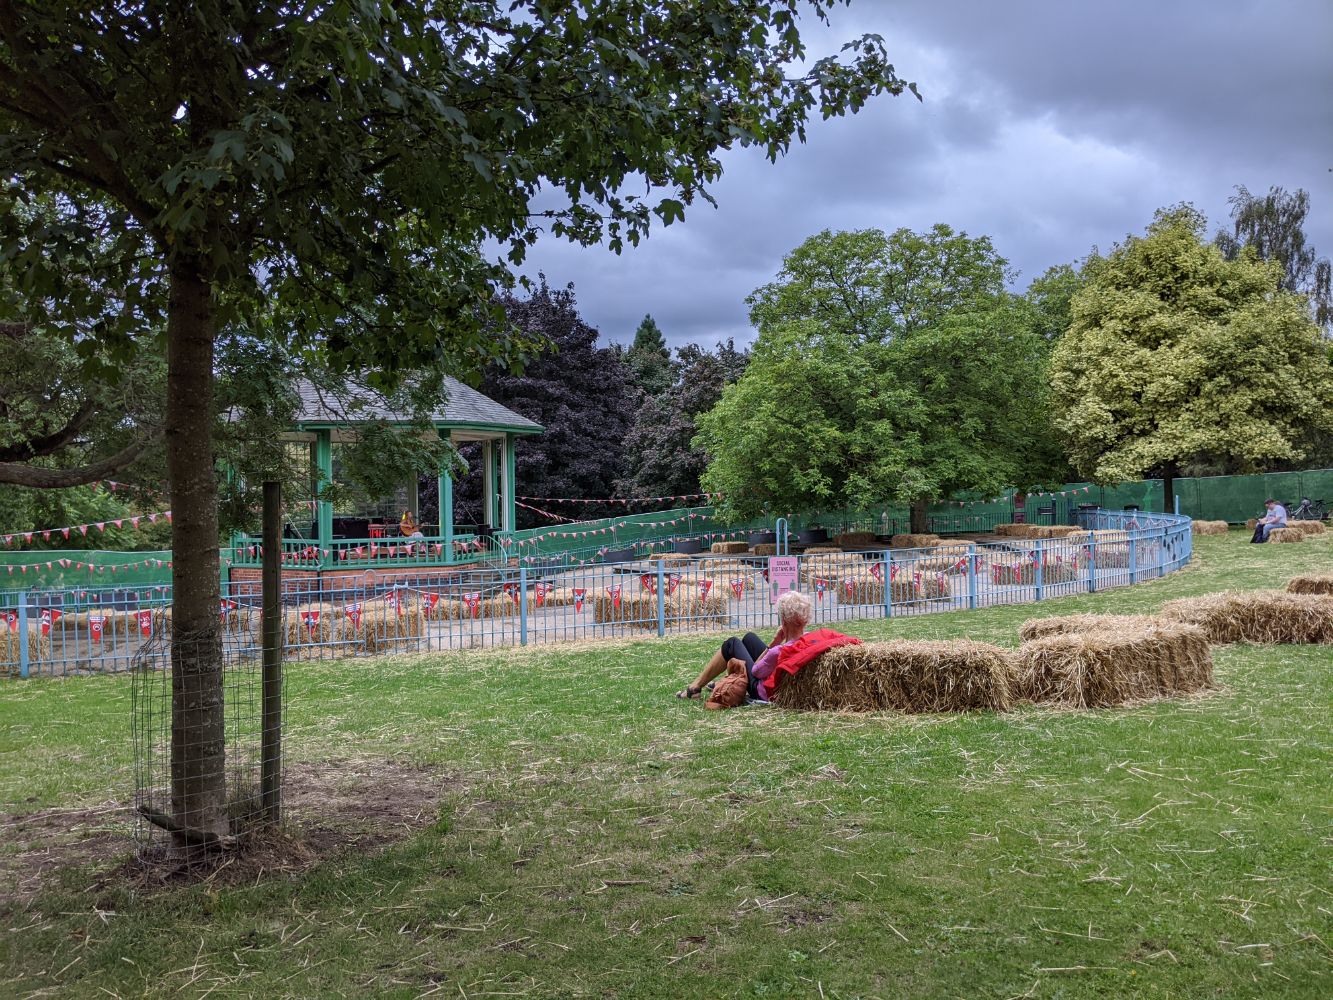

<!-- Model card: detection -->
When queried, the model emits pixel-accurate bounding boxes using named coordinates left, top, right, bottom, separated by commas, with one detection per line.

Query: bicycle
left=1288, top=497, right=1327, bottom=521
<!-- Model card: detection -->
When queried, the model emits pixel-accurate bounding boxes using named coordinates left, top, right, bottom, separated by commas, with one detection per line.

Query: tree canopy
left=698, top=227, right=1058, bottom=528
left=0, top=0, right=917, bottom=844
left=1051, top=206, right=1333, bottom=498
left=620, top=339, right=750, bottom=499
left=1215, top=185, right=1331, bottom=330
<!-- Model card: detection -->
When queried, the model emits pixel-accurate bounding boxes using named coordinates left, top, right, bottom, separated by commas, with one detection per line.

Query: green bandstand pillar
left=315, top=430, right=333, bottom=567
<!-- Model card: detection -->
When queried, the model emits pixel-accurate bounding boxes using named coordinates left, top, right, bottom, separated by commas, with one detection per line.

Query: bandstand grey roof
left=292, top=378, right=542, bottom=434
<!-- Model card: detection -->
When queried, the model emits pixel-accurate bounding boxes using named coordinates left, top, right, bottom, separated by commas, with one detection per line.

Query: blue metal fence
left=2, top=510, right=1194, bottom=678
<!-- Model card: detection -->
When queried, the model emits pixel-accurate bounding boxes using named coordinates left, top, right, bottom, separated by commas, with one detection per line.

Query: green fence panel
left=0, top=548, right=172, bottom=599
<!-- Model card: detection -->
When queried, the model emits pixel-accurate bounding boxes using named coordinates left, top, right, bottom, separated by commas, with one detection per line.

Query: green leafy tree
left=698, top=228, right=1058, bottom=530
left=1215, top=185, right=1331, bottom=329
left=0, top=1, right=916, bottom=843
left=1024, top=263, right=1087, bottom=342
left=1051, top=206, right=1333, bottom=505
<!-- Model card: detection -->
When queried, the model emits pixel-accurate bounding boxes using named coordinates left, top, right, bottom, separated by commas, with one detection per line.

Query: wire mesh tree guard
left=131, top=604, right=284, bottom=859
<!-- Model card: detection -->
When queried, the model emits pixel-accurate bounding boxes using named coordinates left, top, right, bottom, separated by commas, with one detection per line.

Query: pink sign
left=767, top=556, right=799, bottom=605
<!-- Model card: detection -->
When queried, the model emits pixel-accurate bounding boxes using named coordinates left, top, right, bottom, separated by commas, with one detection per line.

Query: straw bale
left=1284, top=520, right=1326, bottom=536
left=1, top=627, right=50, bottom=673
left=339, top=605, right=425, bottom=653
left=1286, top=574, right=1333, bottom=595
left=1083, top=543, right=1131, bottom=568
left=802, top=545, right=843, bottom=554
left=710, top=540, right=750, bottom=555
left=1014, top=622, right=1213, bottom=707
left=1268, top=527, right=1303, bottom=543
left=591, top=592, right=729, bottom=629
left=771, top=640, right=1012, bottom=714
left=1246, top=518, right=1259, bottom=530
left=1191, top=519, right=1230, bottom=536
left=1160, top=590, right=1333, bottom=644
left=992, top=523, right=1023, bottom=537
left=65, top=610, right=137, bottom=637
left=1024, top=525, right=1083, bottom=539
left=1090, top=529, right=1129, bottom=543
left=989, top=559, right=1079, bottom=586
left=697, top=557, right=754, bottom=571
left=801, top=553, right=873, bottom=582
left=833, top=531, right=877, bottom=548
left=427, top=594, right=522, bottom=621
left=283, top=603, right=334, bottom=648
left=890, top=533, right=941, bottom=548
left=752, top=543, right=778, bottom=556
left=1018, top=613, right=1164, bottom=643
left=659, top=553, right=696, bottom=566
left=839, top=573, right=949, bottom=604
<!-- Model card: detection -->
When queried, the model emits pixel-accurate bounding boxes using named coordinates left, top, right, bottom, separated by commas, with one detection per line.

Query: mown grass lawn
left=1, top=532, right=1330, bottom=998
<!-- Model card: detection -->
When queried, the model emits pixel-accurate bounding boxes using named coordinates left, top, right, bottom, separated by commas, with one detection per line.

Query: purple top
left=749, top=641, right=790, bottom=702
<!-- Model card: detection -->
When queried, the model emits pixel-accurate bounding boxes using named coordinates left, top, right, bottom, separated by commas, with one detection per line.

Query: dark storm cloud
left=519, top=0, right=1333, bottom=348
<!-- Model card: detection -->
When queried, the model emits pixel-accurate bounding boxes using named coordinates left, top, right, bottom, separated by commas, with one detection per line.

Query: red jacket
left=761, top=628, right=862, bottom=698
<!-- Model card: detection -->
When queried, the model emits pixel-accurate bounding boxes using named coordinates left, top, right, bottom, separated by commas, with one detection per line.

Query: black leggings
left=721, top=632, right=767, bottom=697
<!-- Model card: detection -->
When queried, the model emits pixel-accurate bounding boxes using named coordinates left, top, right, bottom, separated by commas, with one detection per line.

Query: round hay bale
left=833, top=531, right=877, bottom=549
left=1191, top=520, right=1230, bottom=536
left=890, top=533, right=941, bottom=548
left=1268, top=527, right=1303, bottom=543
left=1019, top=613, right=1163, bottom=643
left=771, top=640, right=1012, bottom=714
left=710, top=540, right=750, bottom=555
left=1015, top=621, right=1212, bottom=707
left=1286, top=574, right=1333, bottom=595
left=1160, top=590, right=1333, bottom=644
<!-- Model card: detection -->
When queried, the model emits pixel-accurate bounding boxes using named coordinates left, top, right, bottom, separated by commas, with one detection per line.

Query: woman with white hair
left=675, top=589, right=815, bottom=704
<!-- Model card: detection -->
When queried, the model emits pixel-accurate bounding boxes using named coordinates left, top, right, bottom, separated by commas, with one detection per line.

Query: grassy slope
left=1, top=532, right=1330, bottom=998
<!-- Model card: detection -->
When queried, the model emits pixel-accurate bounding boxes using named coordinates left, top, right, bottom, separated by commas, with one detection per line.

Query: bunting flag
left=344, top=603, right=363, bottom=629
left=698, top=579, right=713, bottom=600
left=667, top=573, right=681, bottom=596
left=42, top=608, right=63, bottom=636
left=421, top=592, right=441, bottom=613
left=869, top=562, right=884, bottom=581
left=516, top=492, right=721, bottom=506
left=729, top=578, right=746, bottom=600
left=640, top=573, right=656, bottom=594
left=3, top=610, right=15, bottom=632
left=463, top=592, right=481, bottom=618
left=220, top=598, right=237, bottom=622
left=503, top=582, right=519, bottom=604
left=572, top=587, right=587, bottom=612
left=136, top=609, right=153, bottom=638
left=606, top=584, right=622, bottom=609
left=534, top=582, right=549, bottom=608
left=88, top=614, right=105, bottom=643
left=1, top=509, right=172, bottom=547
left=843, top=579, right=855, bottom=600
left=815, top=578, right=830, bottom=602
left=889, top=564, right=899, bottom=581
left=301, top=610, right=321, bottom=634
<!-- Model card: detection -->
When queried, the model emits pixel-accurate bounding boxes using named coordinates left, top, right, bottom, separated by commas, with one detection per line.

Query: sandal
left=675, top=685, right=701, bottom=699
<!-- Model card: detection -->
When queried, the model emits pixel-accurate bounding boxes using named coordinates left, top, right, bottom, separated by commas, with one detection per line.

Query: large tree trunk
left=165, top=267, right=227, bottom=845
left=910, top=497, right=930, bottom=534
left=1160, top=462, right=1178, bottom=515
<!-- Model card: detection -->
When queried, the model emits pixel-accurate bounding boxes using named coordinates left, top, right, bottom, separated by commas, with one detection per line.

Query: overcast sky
left=518, top=0, right=1333, bottom=350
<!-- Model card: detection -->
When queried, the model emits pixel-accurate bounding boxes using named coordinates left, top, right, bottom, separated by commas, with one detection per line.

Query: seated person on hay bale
left=675, top=590, right=859, bottom=707
left=1250, top=498, right=1288, bottom=543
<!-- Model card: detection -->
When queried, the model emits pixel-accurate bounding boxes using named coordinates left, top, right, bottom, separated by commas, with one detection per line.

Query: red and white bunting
left=533, top=582, right=549, bottom=608
left=0, top=510, right=172, bottom=547
left=463, top=592, right=481, bottom=618
left=572, top=587, right=587, bottom=612
left=815, top=579, right=830, bottom=602
left=729, top=578, right=746, bottom=600
left=88, top=614, right=105, bottom=643
left=301, top=610, right=321, bottom=634
left=344, top=603, right=363, bottom=629
left=605, top=585, right=622, bottom=609
left=698, top=579, right=713, bottom=600
left=136, top=609, right=153, bottom=638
